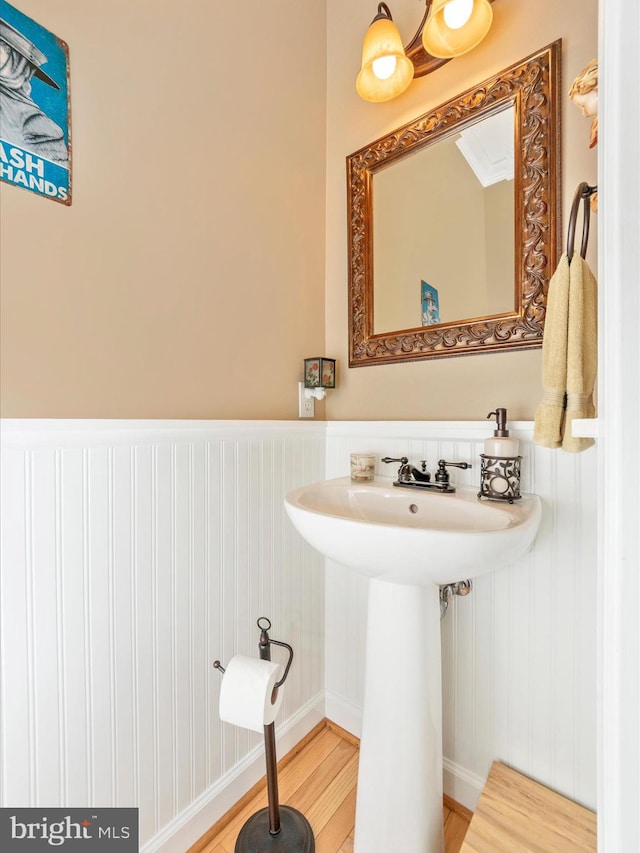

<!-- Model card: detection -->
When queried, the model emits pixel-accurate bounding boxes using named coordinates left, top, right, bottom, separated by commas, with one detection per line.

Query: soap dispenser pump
left=484, top=408, right=519, bottom=458
left=479, top=408, right=522, bottom=503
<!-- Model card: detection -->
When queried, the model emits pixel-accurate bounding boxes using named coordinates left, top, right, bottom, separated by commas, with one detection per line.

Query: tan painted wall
left=1, top=1, right=598, bottom=422
left=326, top=0, right=598, bottom=421
left=0, top=0, right=327, bottom=418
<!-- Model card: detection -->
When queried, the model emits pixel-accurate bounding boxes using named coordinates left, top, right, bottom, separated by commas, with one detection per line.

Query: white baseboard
left=142, top=693, right=326, bottom=853
left=443, top=758, right=485, bottom=812
left=324, top=690, right=363, bottom=739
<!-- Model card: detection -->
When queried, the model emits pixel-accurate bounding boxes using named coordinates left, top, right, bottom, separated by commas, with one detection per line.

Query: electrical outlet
left=298, top=382, right=315, bottom=418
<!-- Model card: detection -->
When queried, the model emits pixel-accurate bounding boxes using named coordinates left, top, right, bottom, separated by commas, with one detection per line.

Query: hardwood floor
left=190, top=720, right=471, bottom=853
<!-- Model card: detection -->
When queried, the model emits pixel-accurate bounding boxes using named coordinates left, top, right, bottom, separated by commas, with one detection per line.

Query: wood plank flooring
left=190, top=720, right=471, bottom=853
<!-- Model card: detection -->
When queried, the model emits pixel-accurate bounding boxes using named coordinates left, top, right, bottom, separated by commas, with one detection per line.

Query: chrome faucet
left=381, top=457, right=471, bottom=493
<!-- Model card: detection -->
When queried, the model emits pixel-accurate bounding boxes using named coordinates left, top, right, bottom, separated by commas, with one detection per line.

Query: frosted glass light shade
left=422, top=0, right=493, bottom=58
left=356, top=16, right=414, bottom=102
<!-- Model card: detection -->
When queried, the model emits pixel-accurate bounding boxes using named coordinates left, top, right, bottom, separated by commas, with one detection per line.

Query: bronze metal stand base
left=234, top=805, right=315, bottom=852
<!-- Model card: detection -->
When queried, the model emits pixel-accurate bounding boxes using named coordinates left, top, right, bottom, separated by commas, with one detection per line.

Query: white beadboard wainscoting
left=0, top=420, right=326, bottom=852
left=324, top=421, right=598, bottom=814
left=1, top=417, right=598, bottom=849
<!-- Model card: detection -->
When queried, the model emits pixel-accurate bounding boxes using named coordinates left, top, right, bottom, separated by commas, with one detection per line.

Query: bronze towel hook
left=567, top=182, right=598, bottom=260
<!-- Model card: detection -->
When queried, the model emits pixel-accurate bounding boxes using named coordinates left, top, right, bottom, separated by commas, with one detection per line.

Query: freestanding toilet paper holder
left=213, top=617, right=315, bottom=852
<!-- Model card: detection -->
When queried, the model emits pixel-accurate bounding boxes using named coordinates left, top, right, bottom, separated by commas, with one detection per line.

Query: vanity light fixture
left=357, top=0, right=494, bottom=102
left=303, top=357, right=336, bottom=400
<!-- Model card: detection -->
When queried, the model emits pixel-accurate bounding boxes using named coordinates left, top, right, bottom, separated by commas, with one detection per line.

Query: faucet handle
left=382, top=456, right=410, bottom=481
left=435, top=459, right=472, bottom=484
left=438, top=459, right=472, bottom=469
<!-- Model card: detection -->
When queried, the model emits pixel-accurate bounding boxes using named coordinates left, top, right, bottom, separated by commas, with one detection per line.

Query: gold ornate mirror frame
left=347, top=41, right=561, bottom=367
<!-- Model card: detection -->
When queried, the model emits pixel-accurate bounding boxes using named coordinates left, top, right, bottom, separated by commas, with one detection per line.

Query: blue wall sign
left=0, top=1, right=71, bottom=204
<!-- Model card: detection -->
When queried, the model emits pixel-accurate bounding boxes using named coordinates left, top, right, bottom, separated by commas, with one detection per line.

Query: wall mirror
left=347, top=41, right=561, bottom=366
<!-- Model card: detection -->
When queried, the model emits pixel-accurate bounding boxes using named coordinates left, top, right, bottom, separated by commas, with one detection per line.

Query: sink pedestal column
left=354, top=579, right=444, bottom=853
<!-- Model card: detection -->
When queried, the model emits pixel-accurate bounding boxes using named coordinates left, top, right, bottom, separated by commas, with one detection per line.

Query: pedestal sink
left=284, top=476, right=541, bottom=853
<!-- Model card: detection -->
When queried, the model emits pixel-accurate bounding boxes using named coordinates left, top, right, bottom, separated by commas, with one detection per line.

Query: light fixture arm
left=373, top=2, right=394, bottom=22
left=405, top=0, right=450, bottom=78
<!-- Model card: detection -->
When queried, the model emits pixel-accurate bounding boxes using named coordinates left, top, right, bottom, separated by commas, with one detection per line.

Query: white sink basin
left=285, top=476, right=542, bottom=586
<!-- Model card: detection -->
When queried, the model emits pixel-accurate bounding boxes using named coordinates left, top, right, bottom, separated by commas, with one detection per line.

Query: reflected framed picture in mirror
left=421, top=282, right=440, bottom=327
left=347, top=41, right=561, bottom=367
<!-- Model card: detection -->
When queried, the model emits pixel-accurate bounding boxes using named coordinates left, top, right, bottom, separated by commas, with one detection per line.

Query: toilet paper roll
left=218, top=655, right=284, bottom=733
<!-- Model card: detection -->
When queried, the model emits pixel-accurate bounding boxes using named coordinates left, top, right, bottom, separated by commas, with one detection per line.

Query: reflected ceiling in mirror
left=348, top=42, right=561, bottom=366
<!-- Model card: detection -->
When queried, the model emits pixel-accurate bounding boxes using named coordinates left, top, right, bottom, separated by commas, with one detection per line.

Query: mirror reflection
left=373, top=107, right=515, bottom=333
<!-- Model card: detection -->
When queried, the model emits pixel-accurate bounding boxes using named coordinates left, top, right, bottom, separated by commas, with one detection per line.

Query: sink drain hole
left=409, top=504, right=418, bottom=514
